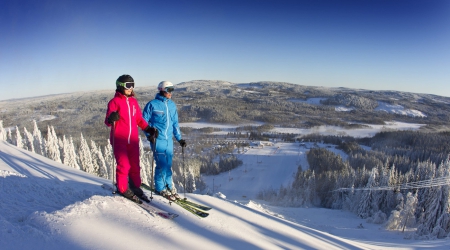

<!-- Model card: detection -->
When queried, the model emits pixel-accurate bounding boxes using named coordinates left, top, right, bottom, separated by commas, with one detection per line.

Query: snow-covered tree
left=331, top=166, right=355, bottom=209
left=357, top=168, right=378, bottom=219
left=78, top=133, right=95, bottom=174
left=46, top=126, right=61, bottom=163
left=185, top=169, right=197, bottom=193
left=372, top=163, right=396, bottom=215
left=14, top=126, right=23, bottom=148
left=0, top=120, right=6, bottom=141
left=386, top=192, right=417, bottom=231
left=63, top=136, right=80, bottom=170
left=415, top=159, right=450, bottom=239
left=23, top=127, right=34, bottom=152
left=103, top=140, right=114, bottom=181
left=431, top=158, right=450, bottom=239
left=385, top=164, right=399, bottom=211
left=90, top=140, right=107, bottom=178
left=32, top=120, right=46, bottom=157
left=139, top=137, right=151, bottom=185
left=304, top=170, right=317, bottom=206
left=7, top=128, right=13, bottom=144
left=403, top=192, right=418, bottom=228
left=414, top=161, right=436, bottom=220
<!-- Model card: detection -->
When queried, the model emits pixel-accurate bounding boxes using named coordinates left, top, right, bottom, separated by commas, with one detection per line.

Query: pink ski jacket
left=105, top=91, right=148, bottom=145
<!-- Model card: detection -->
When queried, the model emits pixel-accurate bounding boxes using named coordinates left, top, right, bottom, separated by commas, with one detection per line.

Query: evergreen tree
left=46, top=126, right=61, bottom=163
left=357, top=168, right=377, bottom=219
left=414, top=161, right=436, bottom=221
left=186, top=168, right=197, bottom=193
left=305, top=170, right=317, bottom=206
left=331, top=165, right=355, bottom=209
left=63, top=136, right=80, bottom=170
left=403, top=192, right=418, bottom=229
left=431, top=158, right=450, bottom=239
left=386, top=164, right=399, bottom=212
left=91, top=140, right=107, bottom=178
left=386, top=192, right=417, bottom=231
left=78, top=133, right=95, bottom=173
left=0, top=120, right=6, bottom=141
left=14, top=126, right=23, bottom=148
left=32, top=120, right=46, bottom=157
left=7, top=128, right=13, bottom=144
left=373, top=162, right=396, bottom=215
left=415, top=160, right=449, bottom=239
left=139, top=137, right=151, bottom=185
left=58, top=137, right=64, bottom=163
left=103, top=140, right=114, bottom=180
left=23, top=127, right=34, bottom=152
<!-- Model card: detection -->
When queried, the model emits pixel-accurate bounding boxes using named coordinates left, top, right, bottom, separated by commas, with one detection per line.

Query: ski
left=140, top=183, right=211, bottom=211
left=140, top=183, right=211, bottom=210
left=177, top=199, right=212, bottom=211
left=174, top=199, right=209, bottom=218
left=101, top=184, right=179, bottom=220
left=141, top=183, right=209, bottom=218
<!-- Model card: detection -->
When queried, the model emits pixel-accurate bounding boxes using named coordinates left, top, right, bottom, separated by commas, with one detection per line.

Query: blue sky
left=1, top=0, right=449, bottom=100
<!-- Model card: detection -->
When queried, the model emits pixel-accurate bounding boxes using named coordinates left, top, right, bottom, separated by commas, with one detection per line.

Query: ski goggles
left=165, top=87, right=174, bottom=93
left=118, top=81, right=135, bottom=89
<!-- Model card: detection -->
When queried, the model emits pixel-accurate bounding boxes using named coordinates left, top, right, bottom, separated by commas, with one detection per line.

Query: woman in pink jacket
left=105, top=74, right=157, bottom=203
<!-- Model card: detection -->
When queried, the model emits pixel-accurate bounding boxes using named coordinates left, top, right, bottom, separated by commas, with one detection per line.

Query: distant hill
left=0, top=80, right=449, bottom=147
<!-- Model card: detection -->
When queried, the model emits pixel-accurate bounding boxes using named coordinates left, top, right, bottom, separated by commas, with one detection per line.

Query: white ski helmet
left=158, top=81, right=174, bottom=92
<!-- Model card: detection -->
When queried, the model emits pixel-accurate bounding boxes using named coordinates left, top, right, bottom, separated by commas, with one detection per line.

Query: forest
left=1, top=80, right=450, bottom=239
left=257, top=131, right=450, bottom=240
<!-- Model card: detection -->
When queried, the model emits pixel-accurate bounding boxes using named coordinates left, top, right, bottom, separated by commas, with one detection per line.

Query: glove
left=178, top=139, right=187, bottom=147
left=108, top=111, right=120, bottom=124
left=145, top=126, right=158, bottom=142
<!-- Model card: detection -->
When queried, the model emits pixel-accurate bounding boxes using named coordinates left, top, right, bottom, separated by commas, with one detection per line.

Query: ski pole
left=149, top=139, right=156, bottom=201
left=182, top=146, right=186, bottom=200
left=151, top=138, right=160, bottom=199
left=111, top=122, right=116, bottom=194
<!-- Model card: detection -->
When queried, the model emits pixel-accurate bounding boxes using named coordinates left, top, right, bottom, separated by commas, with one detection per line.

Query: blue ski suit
left=142, top=93, right=182, bottom=193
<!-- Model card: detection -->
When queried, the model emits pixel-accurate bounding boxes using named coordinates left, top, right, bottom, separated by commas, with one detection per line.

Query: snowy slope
left=1, top=140, right=450, bottom=250
left=202, top=142, right=308, bottom=201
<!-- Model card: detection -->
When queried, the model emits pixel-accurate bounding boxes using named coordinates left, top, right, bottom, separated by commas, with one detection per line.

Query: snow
left=39, top=115, right=57, bottom=122
left=180, top=121, right=425, bottom=138
left=202, top=142, right=311, bottom=201
left=180, top=122, right=262, bottom=129
left=201, top=142, right=349, bottom=202
left=375, top=102, right=427, bottom=118
left=277, top=121, right=424, bottom=138
left=335, top=106, right=355, bottom=112
left=287, top=98, right=427, bottom=117
left=288, top=97, right=326, bottom=105
left=1, top=140, right=450, bottom=249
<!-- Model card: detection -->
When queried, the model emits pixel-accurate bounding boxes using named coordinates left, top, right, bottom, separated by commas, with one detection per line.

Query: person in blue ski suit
left=143, top=81, right=186, bottom=201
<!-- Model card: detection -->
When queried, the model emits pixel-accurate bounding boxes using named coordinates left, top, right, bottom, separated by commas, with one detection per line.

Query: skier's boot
left=129, top=180, right=150, bottom=203
left=159, top=189, right=176, bottom=201
left=133, top=187, right=151, bottom=203
left=169, top=187, right=181, bottom=200
left=120, top=189, right=142, bottom=204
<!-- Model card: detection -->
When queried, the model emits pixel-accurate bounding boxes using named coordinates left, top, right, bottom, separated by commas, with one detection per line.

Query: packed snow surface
left=1, top=140, right=449, bottom=249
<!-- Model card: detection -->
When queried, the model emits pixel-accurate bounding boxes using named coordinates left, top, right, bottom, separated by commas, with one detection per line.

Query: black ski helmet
left=116, top=74, right=134, bottom=88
